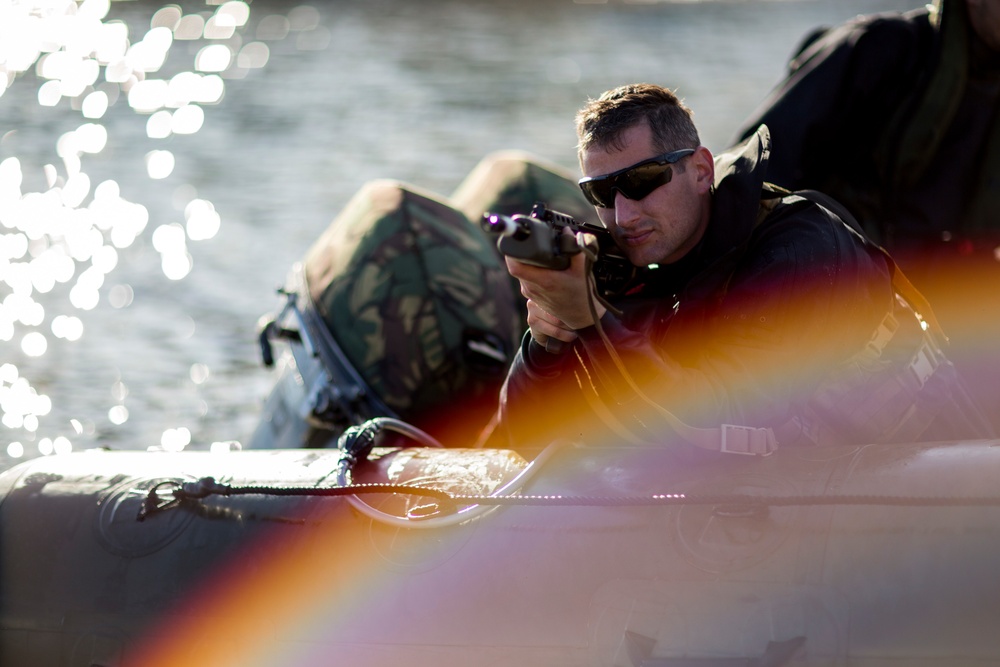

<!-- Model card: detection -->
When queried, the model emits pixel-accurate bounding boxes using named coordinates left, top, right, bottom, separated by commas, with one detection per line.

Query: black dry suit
left=734, top=0, right=1000, bottom=248
left=497, top=127, right=993, bottom=455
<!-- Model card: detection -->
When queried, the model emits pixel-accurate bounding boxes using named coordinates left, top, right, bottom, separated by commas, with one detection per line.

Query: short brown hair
left=575, top=83, right=700, bottom=158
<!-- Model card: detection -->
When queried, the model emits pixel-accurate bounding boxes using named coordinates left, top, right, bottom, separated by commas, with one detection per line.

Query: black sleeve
left=496, top=332, right=587, bottom=451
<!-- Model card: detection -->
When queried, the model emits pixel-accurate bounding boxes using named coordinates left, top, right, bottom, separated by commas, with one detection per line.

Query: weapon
left=481, top=202, right=636, bottom=299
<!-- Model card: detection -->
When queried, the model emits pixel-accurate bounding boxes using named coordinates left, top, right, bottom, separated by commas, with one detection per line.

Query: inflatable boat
left=3, top=153, right=1000, bottom=666
left=3, top=425, right=1000, bottom=666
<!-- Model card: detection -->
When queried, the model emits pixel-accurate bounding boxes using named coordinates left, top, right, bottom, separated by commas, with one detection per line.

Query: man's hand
left=523, top=298, right=578, bottom=349
left=506, top=248, right=607, bottom=348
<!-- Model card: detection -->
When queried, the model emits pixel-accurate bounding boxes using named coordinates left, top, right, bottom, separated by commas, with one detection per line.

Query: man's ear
left=692, top=146, right=715, bottom=195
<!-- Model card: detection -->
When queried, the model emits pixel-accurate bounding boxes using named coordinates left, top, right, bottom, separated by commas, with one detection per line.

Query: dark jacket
left=732, top=0, right=1000, bottom=429
left=497, top=127, right=991, bottom=454
left=733, top=0, right=1000, bottom=250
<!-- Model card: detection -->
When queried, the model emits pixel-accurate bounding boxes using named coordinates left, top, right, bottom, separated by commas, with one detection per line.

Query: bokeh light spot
left=152, top=6, right=182, bottom=31
left=161, top=252, right=192, bottom=280
left=109, top=404, right=129, bottom=425
left=22, top=414, right=39, bottom=432
left=82, top=90, right=109, bottom=118
left=288, top=5, right=321, bottom=31
left=210, top=440, right=241, bottom=453
left=171, top=104, right=204, bottom=135
left=94, top=22, right=129, bottom=63
left=108, top=283, right=134, bottom=308
left=21, top=331, right=47, bottom=356
left=69, top=282, right=101, bottom=310
left=53, top=436, right=73, bottom=455
left=174, top=14, right=206, bottom=40
left=92, top=244, right=118, bottom=273
left=195, top=44, right=232, bottom=72
left=205, top=15, right=237, bottom=40
left=128, top=79, right=169, bottom=113
left=256, top=15, right=290, bottom=41
left=218, top=1, right=250, bottom=28
left=61, top=172, right=92, bottom=207
left=52, top=315, right=84, bottom=341
left=152, top=223, right=186, bottom=253
left=76, top=123, right=109, bottom=154
left=38, top=80, right=62, bottom=106
left=237, top=42, right=269, bottom=69
left=190, top=362, right=210, bottom=384
left=79, top=0, right=112, bottom=21
left=185, top=199, right=220, bottom=240
left=145, top=150, right=175, bottom=179
left=160, top=426, right=191, bottom=451
left=195, top=74, right=225, bottom=104
left=111, top=380, right=128, bottom=402
left=147, top=110, right=173, bottom=139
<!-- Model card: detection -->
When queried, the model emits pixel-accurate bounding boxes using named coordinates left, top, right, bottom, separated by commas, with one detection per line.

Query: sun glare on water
left=0, top=0, right=326, bottom=462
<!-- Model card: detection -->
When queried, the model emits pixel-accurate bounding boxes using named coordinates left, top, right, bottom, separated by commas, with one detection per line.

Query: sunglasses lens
left=579, top=162, right=674, bottom=208
left=580, top=180, right=616, bottom=208
left=619, top=163, right=672, bottom=200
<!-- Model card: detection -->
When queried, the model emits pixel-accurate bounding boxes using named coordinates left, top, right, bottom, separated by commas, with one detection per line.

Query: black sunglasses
left=578, top=148, right=696, bottom=208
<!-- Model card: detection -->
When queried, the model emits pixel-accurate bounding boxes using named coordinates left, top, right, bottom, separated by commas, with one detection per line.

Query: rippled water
left=0, top=0, right=916, bottom=469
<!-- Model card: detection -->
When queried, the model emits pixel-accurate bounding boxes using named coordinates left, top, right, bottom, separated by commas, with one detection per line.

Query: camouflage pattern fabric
left=451, top=149, right=597, bottom=228
left=303, top=179, right=522, bottom=445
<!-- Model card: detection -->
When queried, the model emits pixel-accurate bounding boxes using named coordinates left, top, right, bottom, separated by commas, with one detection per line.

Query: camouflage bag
left=303, top=179, right=522, bottom=446
left=452, top=149, right=596, bottom=226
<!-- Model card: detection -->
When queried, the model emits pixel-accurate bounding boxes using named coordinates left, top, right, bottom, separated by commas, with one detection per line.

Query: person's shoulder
left=853, top=6, right=934, bottom=44
left=763, top=193, right=831, bottom=228
left=791, top=7, right=934, bottom=72
left=753, top=191, right=871, bottom=263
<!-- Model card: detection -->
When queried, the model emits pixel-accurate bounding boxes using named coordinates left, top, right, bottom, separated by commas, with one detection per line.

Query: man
left=732, top=0, right=1000, bottom=426
left=496, top=83, right=991, bottom=455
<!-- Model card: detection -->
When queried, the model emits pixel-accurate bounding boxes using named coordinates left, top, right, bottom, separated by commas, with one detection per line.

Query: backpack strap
left=579, top=369, right=779, bottom=456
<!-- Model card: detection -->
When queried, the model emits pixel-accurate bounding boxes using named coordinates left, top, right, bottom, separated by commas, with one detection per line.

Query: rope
left=151, top=476, right=1000, bottom=511
left=177, top=478, right=454, bottom=502
left=441, top=493, right=1000, bottom=508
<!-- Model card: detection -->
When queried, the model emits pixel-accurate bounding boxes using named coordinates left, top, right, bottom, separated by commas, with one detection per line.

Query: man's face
left=579, top=121, right=713, bottom=267
left=967, top=0, right=1000, bottom=51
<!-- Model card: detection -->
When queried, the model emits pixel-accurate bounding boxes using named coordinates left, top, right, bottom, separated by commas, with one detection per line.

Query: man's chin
left=623, top=245, right=659, bottom=268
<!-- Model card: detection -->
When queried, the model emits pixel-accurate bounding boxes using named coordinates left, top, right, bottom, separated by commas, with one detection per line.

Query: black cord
left=442, top=493, right=1000, bottom=508
left=148, top=475, right=1000, bottom=511
left=175, top=477, right=454, bottom=502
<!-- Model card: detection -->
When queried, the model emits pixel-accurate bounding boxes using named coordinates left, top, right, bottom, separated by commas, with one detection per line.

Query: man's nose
left=614, top=191, right=641, bottom=227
